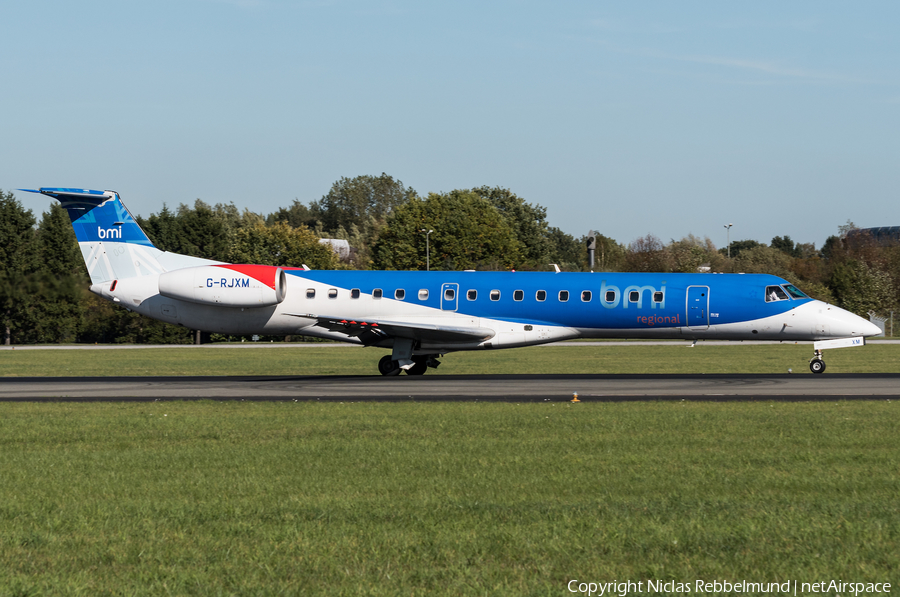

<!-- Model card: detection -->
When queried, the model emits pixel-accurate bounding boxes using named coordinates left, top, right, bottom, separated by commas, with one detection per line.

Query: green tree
left=829, top=260, right=895, bottom=316
left=771, top=235, right=801, bottom=258
left=228, top=221, right=338, bottom=269
left=0, top=191, right=40, bottom=345
left=140, top=204, right=182, bottom=253
left=0, top=192, right=39, bottom=275
left=372, top=191, right=520, bottom=270
left=139, top=200, right=243, bottom=260
left=267, top=199, right=314, bottom=229
left=732, top=245, right=795, bottom=280
left=175, top=200, right=240, bottom=261
left=590, top=233, right=626, bottom=272
left=624, top=234, right=671, bottom=272
left=38, top=203, right=83, bottom=277
left=33, top=203, right=85, bottom=343
left=720, top=239, right=761, bottom=259
left=787, top=252, right=828, bottom=287
left=668, top=235, right=721, bottom=273
left=794, top=280, right=835, bottom=304
left=311, top=173, right=416, bottom=234
left=819, top=222, right=900, bottom=311
left=820, top=235, right=841, bottom=260
left=471, top=186, right=551, bottom=266
left=77, top=292, right=193, bottom=344
left=544, top=227, right=587, bottom=271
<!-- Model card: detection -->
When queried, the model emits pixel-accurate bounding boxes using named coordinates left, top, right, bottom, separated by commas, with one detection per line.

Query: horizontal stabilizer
left=20, top=187, right=154, bottom=247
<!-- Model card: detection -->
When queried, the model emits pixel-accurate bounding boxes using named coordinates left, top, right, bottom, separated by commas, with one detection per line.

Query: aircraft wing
left=284, top=313, right=495, bottom=344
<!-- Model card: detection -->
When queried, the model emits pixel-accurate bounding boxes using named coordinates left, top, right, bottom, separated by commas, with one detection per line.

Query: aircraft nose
left=861, top=317, right=883, bottom=337
left=825, top=303, right=882, bottom=338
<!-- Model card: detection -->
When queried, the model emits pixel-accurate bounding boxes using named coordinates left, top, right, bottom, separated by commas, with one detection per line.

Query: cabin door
left=441, top=283, right=459, bottom=311
left=686, top=286, right=709, bottom=329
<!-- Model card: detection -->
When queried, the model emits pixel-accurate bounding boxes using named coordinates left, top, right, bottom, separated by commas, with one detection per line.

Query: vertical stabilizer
left=23, top=188, right=166, bottom=284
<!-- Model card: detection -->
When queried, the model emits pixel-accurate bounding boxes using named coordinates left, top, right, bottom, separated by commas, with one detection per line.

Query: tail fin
left=21, top=188, right=165, bottom=284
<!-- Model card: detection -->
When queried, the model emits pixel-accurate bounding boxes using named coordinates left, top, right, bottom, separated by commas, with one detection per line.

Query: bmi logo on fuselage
left=600, top=280, right=665, bottom=309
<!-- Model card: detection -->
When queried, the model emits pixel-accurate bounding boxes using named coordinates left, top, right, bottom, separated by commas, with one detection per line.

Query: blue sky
left=4, top=1, right=898, bottom=250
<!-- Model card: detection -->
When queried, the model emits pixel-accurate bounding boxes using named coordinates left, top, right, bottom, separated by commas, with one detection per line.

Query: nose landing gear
left=809, top=349, right=826, bottom=374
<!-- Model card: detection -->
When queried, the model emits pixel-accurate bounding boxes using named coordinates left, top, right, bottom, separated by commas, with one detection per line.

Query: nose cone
left=861, top=318, right=884, bottom=337
left=814, top=300, right=882, bottom=338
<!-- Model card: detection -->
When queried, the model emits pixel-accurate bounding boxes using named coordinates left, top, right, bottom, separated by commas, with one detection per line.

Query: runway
left=2, top=373, right=899, bottom=401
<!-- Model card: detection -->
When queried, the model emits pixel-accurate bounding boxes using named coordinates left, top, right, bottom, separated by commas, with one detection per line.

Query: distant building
left=319, top=238, right=352, bottom=261
left=849, top=226, right=900, bottom=245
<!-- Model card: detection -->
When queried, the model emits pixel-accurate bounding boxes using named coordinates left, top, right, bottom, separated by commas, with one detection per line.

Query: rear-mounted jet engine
left=158, top=265, right=286, bottom=308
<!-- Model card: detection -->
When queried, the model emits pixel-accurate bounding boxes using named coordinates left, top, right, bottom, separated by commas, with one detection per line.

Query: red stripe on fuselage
left=213, top=264, right=279, bottom=289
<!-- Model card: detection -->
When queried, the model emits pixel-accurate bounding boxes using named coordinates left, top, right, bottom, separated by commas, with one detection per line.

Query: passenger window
left=328, top=288, right=338, bottom=299
left=373, top=288, right=383, bottom=299
left=629, top=291, right=639, bottom=302
left=559, top=290, right=569, bottom=302
left=653, top=291, right=664, bottom=302
left=765, top=285, right=789, bottom=302
left=306, top=288, right=316, bottom=299
left=605, top=290, right=616, bottom=302
left=467, top=289, right=477, bottom=300
left=350, top=288, right=360, bottom=299
left=445, top=288, right=455, bottom=300
left=536, top=290, right=546, bottom=302
left=513, top=290, right=524, bottom=301
left=395, top=289, right=405, bottom=300
left=581, top=290, right=591, bottom=302
left=490, top=290, right=500, bottom=301
left=418, top=289, right=429, bottom=300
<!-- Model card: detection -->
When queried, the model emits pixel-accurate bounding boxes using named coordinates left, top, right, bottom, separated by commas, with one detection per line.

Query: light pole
left=724, top=223, right=733, bottom=259
left=420, top=229, right=433, bottom=271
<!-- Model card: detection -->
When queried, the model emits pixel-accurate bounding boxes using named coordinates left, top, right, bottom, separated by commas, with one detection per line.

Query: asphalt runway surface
left=1, top=373, right=899, bottom=402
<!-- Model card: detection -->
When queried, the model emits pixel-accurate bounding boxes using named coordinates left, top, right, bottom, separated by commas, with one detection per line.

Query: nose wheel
left=809, top=350, right=826, bottom=374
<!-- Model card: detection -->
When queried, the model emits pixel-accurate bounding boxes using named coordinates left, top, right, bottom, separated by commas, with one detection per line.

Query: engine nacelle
left=158, top=265, right=287, bottom=308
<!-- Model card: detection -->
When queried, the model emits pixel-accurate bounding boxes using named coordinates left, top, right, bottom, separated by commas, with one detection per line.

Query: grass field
left=2, top=345, right=898, bottom=595
left=2, top=341, right=899, bottom=376
left=0, top=401, right=897, bottom=595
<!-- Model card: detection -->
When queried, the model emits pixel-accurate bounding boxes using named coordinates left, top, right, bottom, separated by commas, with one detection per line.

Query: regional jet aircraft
left=24, top=188, right=881, bottom=375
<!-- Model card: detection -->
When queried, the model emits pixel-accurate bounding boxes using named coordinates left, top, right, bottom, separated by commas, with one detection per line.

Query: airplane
left=23, top=187, right=882, bottom=375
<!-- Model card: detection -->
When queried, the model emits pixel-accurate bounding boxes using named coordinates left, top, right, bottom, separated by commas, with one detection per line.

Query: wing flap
left=285, top=313, right=495, bottom=344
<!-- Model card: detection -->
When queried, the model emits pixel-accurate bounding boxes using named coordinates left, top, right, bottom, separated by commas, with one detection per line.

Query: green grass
left=2, top=345, right=898, bottom=594
left=2, top=342, right=899, bottom=376
left=0, top=401, right=897, bottom=595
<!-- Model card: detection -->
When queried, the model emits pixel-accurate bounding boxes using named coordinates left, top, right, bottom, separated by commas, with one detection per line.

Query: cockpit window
left=783, top=284, right=808, bottom=299
left=765, top=285, right=789, bottom=302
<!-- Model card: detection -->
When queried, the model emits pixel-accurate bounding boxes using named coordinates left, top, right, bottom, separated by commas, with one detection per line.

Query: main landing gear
left=809, top=349, right=826, bottom=374
left=378, top=354, right=441, bottom=376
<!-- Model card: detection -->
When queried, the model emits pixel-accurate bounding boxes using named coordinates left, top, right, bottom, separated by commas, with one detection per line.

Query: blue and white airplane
left=25, top=187, right=881, bottom=375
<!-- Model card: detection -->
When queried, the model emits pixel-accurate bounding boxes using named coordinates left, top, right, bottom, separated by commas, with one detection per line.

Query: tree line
left=1, top=176, right=897, bottom=345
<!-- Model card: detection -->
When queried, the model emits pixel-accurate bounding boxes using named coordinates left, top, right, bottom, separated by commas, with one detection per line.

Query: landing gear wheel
left=810, top=359, right=826, bottom=374
left=406, top=359, right=428, bottom=375
left=378, top=355, right=401, bottom=376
